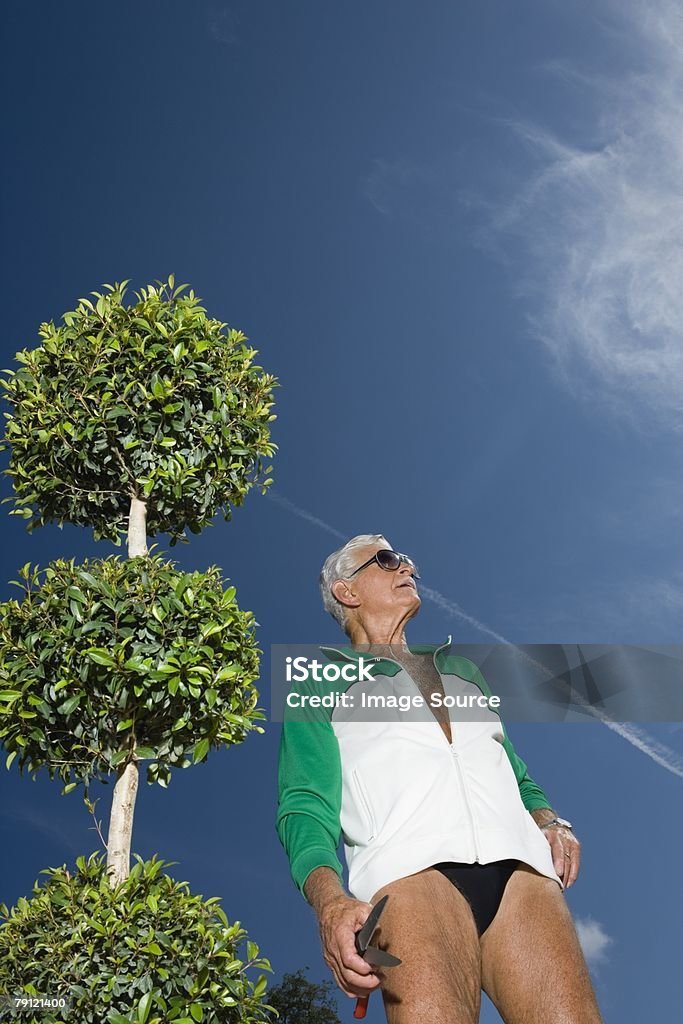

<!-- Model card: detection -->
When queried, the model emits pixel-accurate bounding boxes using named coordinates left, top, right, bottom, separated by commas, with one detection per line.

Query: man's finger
left=335, top=946, right=382, bottom=986
left=339, top=934, right=377, bottom=974
left=548, top=834, right=566, bottom=877
left=329, top=954, right=381, bottom=998
left=566, top=846, right=581, bottom=888
left=339, top=970, right=381, bottom=997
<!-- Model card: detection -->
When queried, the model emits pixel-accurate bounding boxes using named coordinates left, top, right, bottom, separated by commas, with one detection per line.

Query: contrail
left=267, top=492, right=347, bottom=541
left=268, top=490, right=683, bottom=779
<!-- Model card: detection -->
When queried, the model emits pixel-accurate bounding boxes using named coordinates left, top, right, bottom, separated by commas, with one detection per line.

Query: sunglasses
left=347, top=548, right=421, bottom=580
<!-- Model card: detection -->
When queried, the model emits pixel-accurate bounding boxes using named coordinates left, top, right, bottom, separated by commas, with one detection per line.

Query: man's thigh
left=370, top=867, right=482, bottom=1024
left=480, top=863, right=603, bottom=1024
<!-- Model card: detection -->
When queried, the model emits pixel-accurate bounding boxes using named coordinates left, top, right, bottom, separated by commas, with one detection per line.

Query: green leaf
left=137, top=990, right=153, bottom=1023
left=200, top=622, right=226, bottom=639
left=135, top=747, right=156, bottom=760
left=192, top=738, right=209, bottom=764
left=141, top=942, right=162, bottom=955
left=123, top=657, right=148, bottom=671
left=58, top=694, right=82, bottom=715
left=87, top=649, right=116, bottom=667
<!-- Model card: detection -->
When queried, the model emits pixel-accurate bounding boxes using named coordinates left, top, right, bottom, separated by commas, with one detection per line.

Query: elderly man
left=276, top=535, right=603, bottom=1023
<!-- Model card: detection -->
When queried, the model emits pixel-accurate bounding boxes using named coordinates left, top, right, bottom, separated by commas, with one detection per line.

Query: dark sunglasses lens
left=376, top=549, right=402, bottom=570
left=398, top=552, right=420, bottom=577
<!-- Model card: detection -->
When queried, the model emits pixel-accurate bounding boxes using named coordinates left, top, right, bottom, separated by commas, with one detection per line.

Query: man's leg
left=480, top=863, right=603, bottom=1024
left=370, top=867, right=482, bottom=1024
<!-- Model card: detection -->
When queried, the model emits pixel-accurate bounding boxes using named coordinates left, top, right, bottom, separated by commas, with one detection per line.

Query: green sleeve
left=455, top=657, right=554, bottom=812
left=275, top=682, right=344, bottom=901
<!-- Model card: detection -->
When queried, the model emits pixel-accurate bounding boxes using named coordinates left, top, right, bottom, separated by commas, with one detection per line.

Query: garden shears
left=353, top=894, right=402, bottom=1019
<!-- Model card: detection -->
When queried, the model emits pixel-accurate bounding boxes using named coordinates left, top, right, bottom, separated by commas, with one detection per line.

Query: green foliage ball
left=0, top=853, right=274, bottom=1024
left=0, top=552, right=264, bottom=791
left=0, top=277, right=277, bottom=546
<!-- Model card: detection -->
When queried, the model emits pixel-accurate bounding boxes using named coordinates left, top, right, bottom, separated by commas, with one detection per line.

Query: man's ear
left=331, top=578, right=360, bottom=609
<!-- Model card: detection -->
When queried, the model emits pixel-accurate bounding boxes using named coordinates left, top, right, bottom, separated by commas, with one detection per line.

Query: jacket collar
left=319, top=635, right=452, bottom=676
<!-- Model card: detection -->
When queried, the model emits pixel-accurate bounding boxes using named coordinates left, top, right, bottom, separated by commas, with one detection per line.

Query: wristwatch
left=540, top=816, right=573, bottom=831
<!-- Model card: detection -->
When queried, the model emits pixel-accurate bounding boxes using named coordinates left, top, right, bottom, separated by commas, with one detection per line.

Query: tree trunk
left=106, top=759, right=139, bottom=887
left=106, top=493, right=148, bottom=886
left=128, top=494, right=148, bottom=558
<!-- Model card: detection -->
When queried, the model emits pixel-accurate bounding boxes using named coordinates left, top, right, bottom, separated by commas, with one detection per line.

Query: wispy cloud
left=482, top=0, right=683, bottom=433
left=270, top=490, right=683, bottom=779
left=591, top=472, right=683, bottom=545
left=360, top=156, right=460, bottom=232
left=362, top=158, right=430, bottom=218
left=3, top=800, right=84, bottom=856
left=207, top=4, right=240, bottom=46
left=575, top=915, right=614, bottom=967
left=502, top=570, right=683, bottom=643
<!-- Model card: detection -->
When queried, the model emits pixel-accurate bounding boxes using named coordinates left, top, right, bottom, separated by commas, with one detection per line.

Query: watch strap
left=540, top=816, right=573, bottom=831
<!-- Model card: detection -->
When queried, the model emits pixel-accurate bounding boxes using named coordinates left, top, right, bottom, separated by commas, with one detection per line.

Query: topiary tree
left=0, top=277, right=278, bottom=1021
left=0, top=853, right=274, bottom=1024
left=0, top=276, right=276, bottom=547
left=0, top=552, right=262, bottom=883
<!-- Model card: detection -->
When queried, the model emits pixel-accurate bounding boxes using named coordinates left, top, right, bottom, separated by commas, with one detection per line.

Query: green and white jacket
left=276, top=638, right=562, bottom=905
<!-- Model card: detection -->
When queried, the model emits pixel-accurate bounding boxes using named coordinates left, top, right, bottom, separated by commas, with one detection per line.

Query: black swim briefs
left=432, top=859, right=520, bottom=936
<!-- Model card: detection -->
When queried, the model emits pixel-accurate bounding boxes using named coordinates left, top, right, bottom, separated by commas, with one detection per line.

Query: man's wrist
left=303, top=866, right=348, bottom=917
left=531, top=808, right=573, bottom=831
left=530, top=807, right=559, bottom=828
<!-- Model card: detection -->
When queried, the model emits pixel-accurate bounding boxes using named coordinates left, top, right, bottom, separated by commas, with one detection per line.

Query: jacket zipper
left=449, top=743, right=480, bottom=862
left=323, top=637, right=481, bottom=860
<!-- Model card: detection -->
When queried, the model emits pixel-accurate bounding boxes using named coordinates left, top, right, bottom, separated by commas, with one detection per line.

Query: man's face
left=338, top=544, right=421, bottom=622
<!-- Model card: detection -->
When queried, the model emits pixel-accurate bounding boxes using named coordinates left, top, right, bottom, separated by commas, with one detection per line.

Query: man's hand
left=318, top=893, right=383, bottom=999
left=544, top=826, right=581, bottom=888
left=531, top=809, right=581, bottom=889
left=304, top=868, right=382, bottom=999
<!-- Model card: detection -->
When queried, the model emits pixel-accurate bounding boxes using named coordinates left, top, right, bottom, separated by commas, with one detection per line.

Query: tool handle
left=353, top=995, right=369, bottom=1018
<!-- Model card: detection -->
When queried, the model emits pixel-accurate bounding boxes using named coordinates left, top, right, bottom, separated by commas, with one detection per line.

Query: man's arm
left=303, top=865, right=348, bottom=915
left=304, top=867, right=381, bottom=1000
left=470, top=661, right=582, bottom=887
left=469, top=663, right=554, bottom=809
left=275, top=711, right=345, bottom=899
left=276, top=696, right=380, bottom=998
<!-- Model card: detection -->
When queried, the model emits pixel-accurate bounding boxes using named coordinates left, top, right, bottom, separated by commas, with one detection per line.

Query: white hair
left=319, top=533, right=392, bottom=633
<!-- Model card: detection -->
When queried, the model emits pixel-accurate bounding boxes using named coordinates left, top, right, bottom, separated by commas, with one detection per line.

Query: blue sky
left=2, top=1, right=683, bottom=1020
